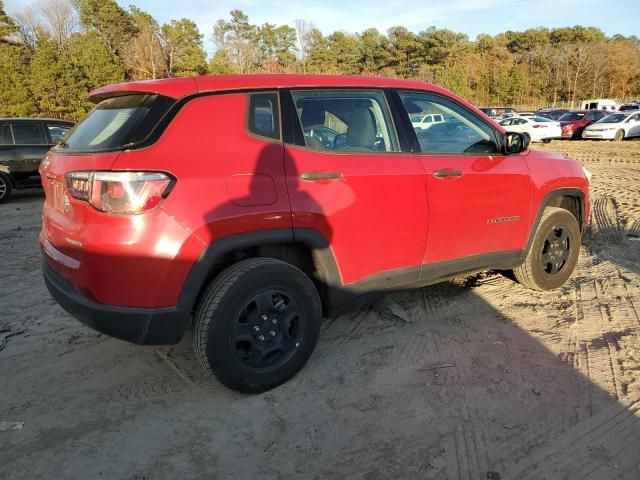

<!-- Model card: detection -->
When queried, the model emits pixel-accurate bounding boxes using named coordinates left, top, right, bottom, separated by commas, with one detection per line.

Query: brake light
left=65, top=171, right=173, bottom=214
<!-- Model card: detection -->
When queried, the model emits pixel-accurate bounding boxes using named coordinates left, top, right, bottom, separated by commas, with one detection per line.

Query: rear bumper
left=42, top=261, right=189, bottom=345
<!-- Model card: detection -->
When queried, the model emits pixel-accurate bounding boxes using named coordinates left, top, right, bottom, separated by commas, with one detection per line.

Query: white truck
left=580, top=99, right=619, bottom=111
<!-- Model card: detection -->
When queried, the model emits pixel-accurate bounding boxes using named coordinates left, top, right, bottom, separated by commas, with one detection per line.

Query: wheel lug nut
left=271, top=318, right=277, bottom=325
left=269, top=330, right=276, bottom=337
left=261, top=314, right=268, bottom=321
left=254, top=326, right=260, bottom=332
left=259, top=335, right=265, bottom=341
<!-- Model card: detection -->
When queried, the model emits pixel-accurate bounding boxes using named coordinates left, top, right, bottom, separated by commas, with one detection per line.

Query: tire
left=542, top=139, right=551, bottom=144
left=513, top=207, right=581, bottom=291
left=572, top=128, right=583, bottom=140
left=0, top=173, right=12, bottom=203
left=193, top=258, right=322, bottom=393
left=614, top=129, right=625, bottom=142
left=523, top=132, right=531, bottom=143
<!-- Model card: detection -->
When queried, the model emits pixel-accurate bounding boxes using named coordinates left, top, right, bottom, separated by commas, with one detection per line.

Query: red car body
left=560, top=110, right=607, bottom=138
left=40, top=74, right=590, bottom=345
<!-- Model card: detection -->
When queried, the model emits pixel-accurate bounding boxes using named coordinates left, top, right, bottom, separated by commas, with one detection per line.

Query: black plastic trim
left=43, top=261, right=189, bottom=345
left=522, top=188, right=586, bottom=259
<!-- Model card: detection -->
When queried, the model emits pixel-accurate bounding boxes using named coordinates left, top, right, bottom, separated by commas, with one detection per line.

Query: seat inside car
left=347, top=107, right=377, bottom=150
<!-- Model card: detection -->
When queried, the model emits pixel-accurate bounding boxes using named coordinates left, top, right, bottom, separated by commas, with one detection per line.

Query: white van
left=581, top=99, right=619, bottom=111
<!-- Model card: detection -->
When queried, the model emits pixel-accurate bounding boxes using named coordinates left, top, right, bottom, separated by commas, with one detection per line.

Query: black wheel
left=542, top=138, right=551, bottom=144
left=0, top=173, right=12, bottom=203
left=523, top=132, right=531, bottom=143
left=614, top=129, right=625, bottom=142
left=513, top=207, right=581, bottom=290
left=572, top=128, right=583, bottom=140
left=193, top=258, right=322, bottom=393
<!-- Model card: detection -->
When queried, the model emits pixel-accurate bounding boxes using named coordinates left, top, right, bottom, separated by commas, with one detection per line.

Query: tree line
left=1, top=0, right=639, bottom=121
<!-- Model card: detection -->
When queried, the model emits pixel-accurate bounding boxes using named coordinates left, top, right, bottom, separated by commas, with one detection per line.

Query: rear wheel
left=513, top=207, right=581, bottom=290
left=193, top=258, right=322, bottom=393
left=614, top=129, right=625, bottom=142
left=0, top=173, right=12, bottom=203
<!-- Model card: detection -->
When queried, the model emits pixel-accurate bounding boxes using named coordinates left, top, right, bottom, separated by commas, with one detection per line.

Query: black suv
left=0, top=118, right=73, bottom=202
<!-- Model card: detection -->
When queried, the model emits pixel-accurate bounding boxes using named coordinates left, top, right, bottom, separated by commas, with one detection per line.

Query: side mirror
left=504, top=131, right=529, bottom=154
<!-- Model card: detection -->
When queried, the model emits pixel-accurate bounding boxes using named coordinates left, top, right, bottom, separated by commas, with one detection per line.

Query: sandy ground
left=1, top=140, right=640, bottom=479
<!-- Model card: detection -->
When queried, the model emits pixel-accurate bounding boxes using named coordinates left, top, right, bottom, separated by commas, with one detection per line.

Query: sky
left=5, top=0, right=640, bottom=54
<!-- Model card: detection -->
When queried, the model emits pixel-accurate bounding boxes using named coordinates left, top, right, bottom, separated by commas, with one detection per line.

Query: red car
left=40, top=74, right=590, bottom=392
left=559, top=110, right=608, bottom=139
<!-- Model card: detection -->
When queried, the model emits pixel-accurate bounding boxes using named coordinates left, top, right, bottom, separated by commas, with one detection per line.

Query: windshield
left=58, top=94, right=174, bottom=152
left=559, top=112, right=585, bottom=121
left=598, top=113, right=627, bottom=124
left=532, top=116, right=553, bottom=122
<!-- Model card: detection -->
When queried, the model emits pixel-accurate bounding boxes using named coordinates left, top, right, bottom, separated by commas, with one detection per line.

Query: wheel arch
left=177, top=228, right=342, bottom=317
left=523, top=188, right=586, bottom=259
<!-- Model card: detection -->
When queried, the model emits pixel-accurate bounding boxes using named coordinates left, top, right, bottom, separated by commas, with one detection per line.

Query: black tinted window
left=12, top=123, right=45, bottom=144
left=248, top=93, right=280, bottom=140
left=400, top=91, right=499, bottom=154
left=60, top=94, right=174, bottom=152
left=0, top=124, right=13, bottom=145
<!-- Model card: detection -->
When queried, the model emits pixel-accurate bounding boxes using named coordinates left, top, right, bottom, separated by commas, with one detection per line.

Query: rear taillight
left=65, top=171, right=173, bottom=214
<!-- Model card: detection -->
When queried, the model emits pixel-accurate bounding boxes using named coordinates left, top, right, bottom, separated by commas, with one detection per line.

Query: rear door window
left=290, top=89, right=399, bottom=153
left=12, top=123, right=46, bottom=145
left=59, top=94, right=174, bottom=152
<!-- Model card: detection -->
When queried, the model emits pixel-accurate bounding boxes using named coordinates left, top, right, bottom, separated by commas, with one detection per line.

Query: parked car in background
left=40, top=74, right=589, bottom=393
left=479, top=106, right=515, bottom=118
left=580, top=98, right=619, bottom=112
left=0, top=118, right=73, bottom=202
left=559, top=110, right=608, bottom=139
left=516, top=111, right=535, bottom=117
left=537, top=109, right=569, bottom=120
left=498, top=115, right=561, bottom=143
left=410, top=112, right=445, bottom=130
left=618, top=103, right=640, bottom=112
left=582, top=111, right=640, bottom=141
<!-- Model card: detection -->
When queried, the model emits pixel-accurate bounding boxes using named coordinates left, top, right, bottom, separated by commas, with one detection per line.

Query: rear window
left=59, top=94, right=174, bottom=152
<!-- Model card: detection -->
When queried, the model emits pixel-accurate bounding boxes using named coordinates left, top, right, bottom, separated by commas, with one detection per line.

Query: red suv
left=40, top=75, right=590, bottom=392
left=559, top=110, right=607, bottom=139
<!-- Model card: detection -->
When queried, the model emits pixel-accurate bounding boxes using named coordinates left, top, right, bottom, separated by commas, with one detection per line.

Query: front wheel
left=614, top=129, right=625, bottom=142
left=513, top=207, right=581, bottom=290
left=193, top=258, right=322, bottom=393
left=0, top=173, right=12, bottom=203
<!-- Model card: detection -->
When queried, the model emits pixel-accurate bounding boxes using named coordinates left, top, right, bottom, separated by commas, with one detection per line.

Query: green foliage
left=161, top=19, right=207, bottom=76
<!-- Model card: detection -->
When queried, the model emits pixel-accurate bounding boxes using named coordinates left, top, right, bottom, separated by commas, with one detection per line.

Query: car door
left=5, top=121, right=49, bottom=175
left=282, top=88, right=428, bottom=288
left=395, top=90, right=531, bottom=266
left=625, top=113, right=640, bottom=137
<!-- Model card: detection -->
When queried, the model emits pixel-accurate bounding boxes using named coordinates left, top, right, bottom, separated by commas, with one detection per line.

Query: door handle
left=299, top=171, right=343, bottom=181
left=433, top=170, right=463, bottom=178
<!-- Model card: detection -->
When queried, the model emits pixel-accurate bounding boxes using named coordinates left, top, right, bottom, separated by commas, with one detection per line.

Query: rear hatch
left=40, top=94, right=175, bottom=263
